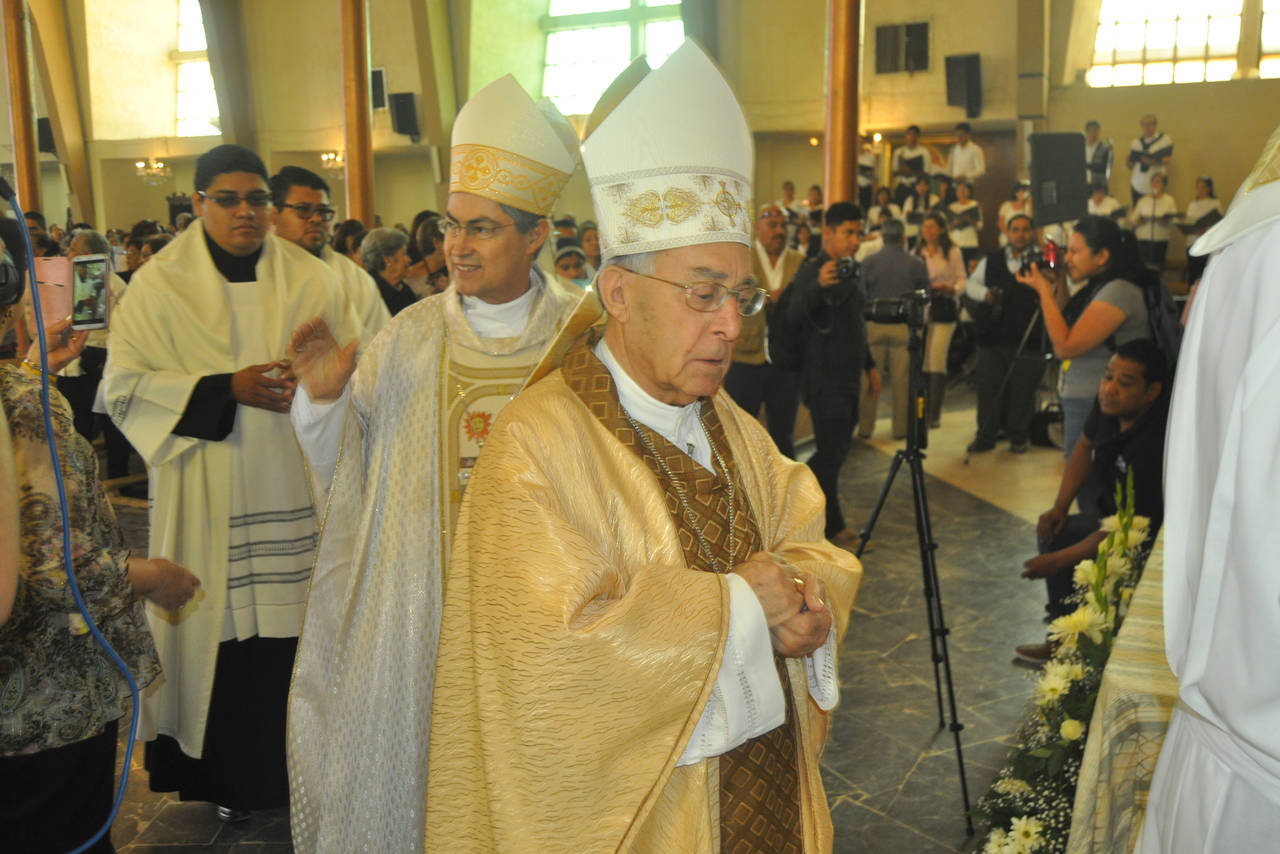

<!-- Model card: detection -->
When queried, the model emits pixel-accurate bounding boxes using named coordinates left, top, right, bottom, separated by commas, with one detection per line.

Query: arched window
left=541, top=0, right=683, bottom=116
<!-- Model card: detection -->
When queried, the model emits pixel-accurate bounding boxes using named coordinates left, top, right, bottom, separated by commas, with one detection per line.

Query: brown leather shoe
left=831, top=529, right=863, bottom=551
left=1014, top=641, right=1055, bottom=662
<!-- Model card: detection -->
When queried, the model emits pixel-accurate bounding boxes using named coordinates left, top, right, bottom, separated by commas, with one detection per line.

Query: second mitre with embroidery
left=285, top=74, right=581, bottom=853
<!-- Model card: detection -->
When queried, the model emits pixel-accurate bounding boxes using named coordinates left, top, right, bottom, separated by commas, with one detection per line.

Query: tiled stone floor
left=97, top=384, right=1061, bottom=853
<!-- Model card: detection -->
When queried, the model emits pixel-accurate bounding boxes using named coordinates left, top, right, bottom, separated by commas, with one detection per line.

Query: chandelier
left=135, top=158, right=172, bottom=186
left=320, top=151, right=344, bottom=174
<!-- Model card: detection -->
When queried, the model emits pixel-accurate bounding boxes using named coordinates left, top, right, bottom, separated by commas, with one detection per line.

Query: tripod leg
left=908, top=453, right=975, bottom=834
left=856, top=450, right=905, bottom=558
left=908, top=460, right=947, bottom=729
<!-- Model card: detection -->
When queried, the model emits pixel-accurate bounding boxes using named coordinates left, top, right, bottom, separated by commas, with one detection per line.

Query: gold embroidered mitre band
left=590, top=167, right=752, bottom=261
left=584, top=40, right=754, bottom=263
left=449, top=144, right=571, bottom=218
left=448, top=75, right=579, bottom=217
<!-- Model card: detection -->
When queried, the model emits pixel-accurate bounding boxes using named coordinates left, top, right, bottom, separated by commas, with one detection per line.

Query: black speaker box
left=37, top=118, right=56, bottom=155
left=944, top=54, right=982, bottom=119
left=370, top=68, right=387, bottom=109
left=390, top=92, right=420, bottom=143
left=1029, top=132, right=1089, bottom=225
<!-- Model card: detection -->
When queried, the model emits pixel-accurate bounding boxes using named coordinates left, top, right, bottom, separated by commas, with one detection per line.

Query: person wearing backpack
left=1016, top=215, right=1153, bottom=513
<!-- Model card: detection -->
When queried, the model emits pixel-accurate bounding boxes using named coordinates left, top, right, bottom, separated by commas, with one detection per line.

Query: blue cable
left=6, top=196, right=141, bottom=854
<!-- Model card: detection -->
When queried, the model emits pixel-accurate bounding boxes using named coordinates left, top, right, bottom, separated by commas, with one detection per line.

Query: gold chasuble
left=426, top=339, right=863, bottom=853
left=589, top=348, right=804, bottom=853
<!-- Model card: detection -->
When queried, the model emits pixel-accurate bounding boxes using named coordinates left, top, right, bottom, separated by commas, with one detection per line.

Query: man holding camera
left=963, top=213, right=1047, bottom=454
left=785, top=201, right=880, bottom=546
left=857, top=218, right=929, bottom=441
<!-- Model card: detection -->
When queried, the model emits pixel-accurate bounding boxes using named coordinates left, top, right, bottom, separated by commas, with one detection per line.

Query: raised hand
left=289, top=317, right=357, bottom=404
left=26, top=317, right=89, bottom=375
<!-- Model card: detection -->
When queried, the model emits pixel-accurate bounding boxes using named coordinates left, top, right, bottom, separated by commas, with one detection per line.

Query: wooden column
left=3, top=0, right=41, bottom=212
left=29, top=0, right=94, bottom=225
left=340, top=0, right=374, bottom=226
left=823, top=0, right=859, bottom=205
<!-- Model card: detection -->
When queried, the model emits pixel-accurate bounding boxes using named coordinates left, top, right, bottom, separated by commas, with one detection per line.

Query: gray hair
left=69, top=229, right=110, bottom=257
left=604, top=250, right=658, bottom=275
left=881, top=218, right=906, bottom=245
left=359, top=227, right=409, bottom=274
left=497, top=203, right=544, bottom=235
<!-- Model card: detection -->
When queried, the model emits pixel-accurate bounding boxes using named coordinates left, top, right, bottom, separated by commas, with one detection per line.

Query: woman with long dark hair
left=914, top=212, right=966, bottom=426
left=1016, top=215, right=1154, bottom=506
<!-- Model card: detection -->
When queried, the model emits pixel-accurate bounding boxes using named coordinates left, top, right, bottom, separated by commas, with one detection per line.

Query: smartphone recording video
left=71, top=254, right=109, bottom=331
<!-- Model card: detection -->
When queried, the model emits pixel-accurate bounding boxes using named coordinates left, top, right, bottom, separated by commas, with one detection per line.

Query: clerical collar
left=594, top=338, right=712, bottom=471
left=203, top=230, right=262, bottom=283
left=460, top=268, right=539, bottom=338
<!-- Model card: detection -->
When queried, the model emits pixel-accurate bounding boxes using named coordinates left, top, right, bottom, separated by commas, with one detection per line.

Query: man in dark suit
left=784, top=202, right=880, bottom=547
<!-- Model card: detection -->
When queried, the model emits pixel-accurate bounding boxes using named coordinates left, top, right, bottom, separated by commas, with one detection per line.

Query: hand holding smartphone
left=34, top=254, right=110, bottom=332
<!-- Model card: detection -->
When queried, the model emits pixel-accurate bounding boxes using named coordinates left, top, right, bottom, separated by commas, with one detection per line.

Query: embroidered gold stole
left=563, top=340, right=803, bottom=854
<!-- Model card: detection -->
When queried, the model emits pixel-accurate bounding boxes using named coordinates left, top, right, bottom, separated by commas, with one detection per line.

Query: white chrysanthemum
left=1049, top=604, right=1107, bottom=650
left=1010, top=815, right=1044, bottom=850
left=1129, top=515, right=1151, bottom=543
left=1100, top=515, right=1121, bottom=533
left=994, top=777, right=1034, bottom=796
left=1073, top=559, right=1099, bottom=590
left=983, top=828, right=1008, bottom=854
left=1036, top=672, right=1070, bottom=706
left=1060, top=718, right=1085, bottom=741
left=1107, top=555, right=1132, bottom=581
left=1042, top=659, right=1085, bottom=685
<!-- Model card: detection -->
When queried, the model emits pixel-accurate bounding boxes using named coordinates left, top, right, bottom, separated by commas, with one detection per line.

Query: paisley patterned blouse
left=0, top=364, right=159, bottom=755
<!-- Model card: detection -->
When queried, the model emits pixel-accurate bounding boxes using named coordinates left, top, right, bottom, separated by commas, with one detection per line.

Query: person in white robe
left=269, top=165, right=389, bottom=346
left=102, top=144, right=360, bottom=818
left=1136, top=122, right=1280, bottom=852
left=284, top=76, right=582, bottom=852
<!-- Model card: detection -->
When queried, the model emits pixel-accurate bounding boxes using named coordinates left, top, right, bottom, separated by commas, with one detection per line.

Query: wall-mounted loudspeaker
left=37, top=118, right=56, bottom=155
left=390, top=93, right=420, bottom=144
left=1029, top=132, right=1089, bottom=225
left=370, top=68, right=387, bottom=110
left=944, top=54, right=982, bottom=119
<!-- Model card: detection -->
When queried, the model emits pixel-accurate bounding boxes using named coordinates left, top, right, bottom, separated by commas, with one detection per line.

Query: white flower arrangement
left=978, top=471, right=1154, bottom=852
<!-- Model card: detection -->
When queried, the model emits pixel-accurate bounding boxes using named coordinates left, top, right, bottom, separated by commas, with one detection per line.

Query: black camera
left=864, top=289, right=929, bottom=327
left=836, top=255, right=856, bottom=280
left=1018, top=240, right=1060, bottom=276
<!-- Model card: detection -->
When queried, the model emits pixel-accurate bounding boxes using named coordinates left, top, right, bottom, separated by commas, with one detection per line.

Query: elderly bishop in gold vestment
left=425, top=41, right=862, bottom=853
left=283, top=77, right=581, bottom=852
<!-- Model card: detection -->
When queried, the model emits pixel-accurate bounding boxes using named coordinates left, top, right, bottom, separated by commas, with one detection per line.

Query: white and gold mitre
left=449, top=76, right=579, bottom=217
left=583, top=39, right=753, bottom=263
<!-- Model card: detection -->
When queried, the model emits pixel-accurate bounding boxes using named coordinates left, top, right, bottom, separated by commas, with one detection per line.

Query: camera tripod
left=855, top=319, right=974, bottom=836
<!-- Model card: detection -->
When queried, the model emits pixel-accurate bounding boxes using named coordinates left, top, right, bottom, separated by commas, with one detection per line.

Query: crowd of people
left=0, top=38, right=1268, bottom=853
left=726, top=111, right=1213, bottom=665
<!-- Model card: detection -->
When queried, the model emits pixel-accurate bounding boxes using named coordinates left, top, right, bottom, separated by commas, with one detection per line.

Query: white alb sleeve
left=677, top=573, right=786, bottom=766
left=805, top=626, right=839, bottom=711
left=290, top=383, right=350, bottom=506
